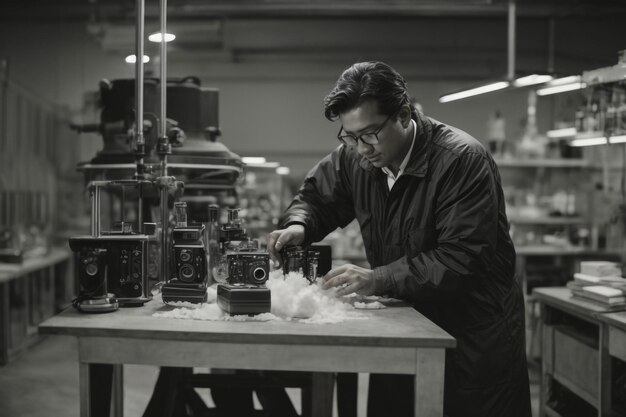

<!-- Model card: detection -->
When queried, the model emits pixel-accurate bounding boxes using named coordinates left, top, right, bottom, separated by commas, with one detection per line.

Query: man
left=267, top=61, right=531, bottom=417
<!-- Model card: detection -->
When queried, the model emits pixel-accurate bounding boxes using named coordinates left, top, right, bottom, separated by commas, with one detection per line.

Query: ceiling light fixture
left=609, top=135, right=626, bottom=144
left=439, top=81, right=510, bottom=103
left=569, top=136, right=607, bottom=147
left=242, top=157, right=267, bottom=164
left=148, top=32, right=176, bottom=42
left=125, top=54, right=150, bottom=64
left=536, top=75, right=586, bottom=96
left=513, top=74, right=554, bottom=87
left=546, top=127, right=577, bottom=138
left=439, top=2, right=555, bottom=104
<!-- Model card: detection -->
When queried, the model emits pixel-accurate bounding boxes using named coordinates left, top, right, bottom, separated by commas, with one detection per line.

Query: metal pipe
left=137, top=184, right=143, bottom=234
left=135, top=0, right=145, bottom=147
left=160, top=0, right=167, bottom=142
left=547, top=17, right=555, bottom=74
left=160, top=186, right=169, bottom=281
left=134, top=0, right=146, bottom=181
left=91, top=185, right=101, bottom=237
left=507, top=1, right=516, bottom=81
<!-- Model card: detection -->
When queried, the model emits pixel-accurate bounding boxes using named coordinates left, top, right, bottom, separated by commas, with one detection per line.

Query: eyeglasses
left=337, top=113, right=395, bottom=146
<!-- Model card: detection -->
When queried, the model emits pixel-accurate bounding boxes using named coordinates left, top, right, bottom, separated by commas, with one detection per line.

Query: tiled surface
left=0, top=335, right=540, bottom=417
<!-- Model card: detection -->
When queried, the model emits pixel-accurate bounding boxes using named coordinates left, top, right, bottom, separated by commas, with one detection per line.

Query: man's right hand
left=266, top=224, right=306, bottom=268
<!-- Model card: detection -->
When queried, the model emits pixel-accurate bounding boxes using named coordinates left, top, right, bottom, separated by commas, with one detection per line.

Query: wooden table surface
left=532, top=286, right=623, bottom=320
left=40, top=298, right=455, bottom=417
left=596, top=310, right=626, bottom=331
left=40, top=299, right=456, bottom=349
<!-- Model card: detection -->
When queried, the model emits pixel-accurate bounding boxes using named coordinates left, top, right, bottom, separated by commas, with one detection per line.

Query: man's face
left=339, top=100, right=410, bottom=170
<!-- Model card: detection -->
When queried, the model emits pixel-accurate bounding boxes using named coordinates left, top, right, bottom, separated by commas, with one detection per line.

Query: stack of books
left=567, top=261, right=626, bottom=309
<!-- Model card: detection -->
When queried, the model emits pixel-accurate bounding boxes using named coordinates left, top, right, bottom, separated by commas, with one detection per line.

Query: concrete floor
left=0, top=335, right=539, bottom=417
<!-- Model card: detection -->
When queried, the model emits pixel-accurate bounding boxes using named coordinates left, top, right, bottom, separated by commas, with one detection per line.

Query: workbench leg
left=112, top=364, right=124, bottom=417
left=0, top=282, right=9, bottom=365
left=414, top=348, right=445, bottom=417
left=80, top=362, right=91, bottom=417
left=310, top=372, right=334, bottom=417
left=599, top=325, right=612, bottom=417
left=80, top=362, right=114, bottom=417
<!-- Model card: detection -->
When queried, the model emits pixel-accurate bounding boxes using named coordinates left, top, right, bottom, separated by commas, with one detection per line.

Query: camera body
left=225, top=251, right=270, bottom=286
left=171, top=225, right=207, bottom=284
left=69, top=245, right=120, bottom=313
left=75, top=247, right=109, bottom=296
left=69, top=228, right=156, bottom=306
left=162, top=224, right=209, bottom=304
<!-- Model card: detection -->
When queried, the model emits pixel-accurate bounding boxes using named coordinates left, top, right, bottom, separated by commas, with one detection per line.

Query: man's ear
left=399, top=105, right=412, bottom=128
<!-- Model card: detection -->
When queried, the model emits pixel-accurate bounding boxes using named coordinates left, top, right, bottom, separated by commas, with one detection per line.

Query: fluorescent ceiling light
left=276, top=167, right=291, bottom=175
left=439, top=81, right=510, bottom=103
left=547, top=128, right=577, bottom=138
left=536, top=75, right=586, bottom=96
left=569, top=136, right=607, bottom=147
left=609, top=135, right=626, bottom=144
left=125, top=54, right=150, bottom=64
left=148, top=32, right=176, bottom=43
left=513, top=74, right=554, bottom=87
left=242, top=157, right=266, bottom=164
left=537, top=83, right=585, bottom=96
left=550, top=75, right=582, bottom=86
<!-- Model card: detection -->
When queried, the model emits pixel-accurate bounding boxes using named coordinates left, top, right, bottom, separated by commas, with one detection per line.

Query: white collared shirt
left=381, top=118, right=417, bottom=190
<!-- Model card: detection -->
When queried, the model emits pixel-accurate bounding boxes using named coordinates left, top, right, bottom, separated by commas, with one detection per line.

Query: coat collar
left=403, top=112, right=432, bottom=177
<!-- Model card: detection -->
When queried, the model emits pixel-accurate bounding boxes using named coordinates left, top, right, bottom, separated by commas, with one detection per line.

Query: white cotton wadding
left=353, top=301, right=386, bottom=310
left=266, top=270, right=366, bottom=324
left=153, top=292, right=279, bottom=322
left=151, top=270, right=370, bottom=324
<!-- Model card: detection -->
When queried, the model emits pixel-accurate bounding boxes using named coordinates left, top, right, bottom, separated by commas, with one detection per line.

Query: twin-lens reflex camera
left=162, top=202, right=209, bottom=304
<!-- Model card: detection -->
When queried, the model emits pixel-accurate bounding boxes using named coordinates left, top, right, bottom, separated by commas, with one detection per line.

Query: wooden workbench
left=533, top=287, right=623, bottom=417
left=39, top=299, right=455, bottom=417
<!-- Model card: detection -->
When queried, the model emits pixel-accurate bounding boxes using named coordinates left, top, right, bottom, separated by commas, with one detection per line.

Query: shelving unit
left=0, top=248, right=73, bottom=365
left=495, top=158, right=590, bottom=168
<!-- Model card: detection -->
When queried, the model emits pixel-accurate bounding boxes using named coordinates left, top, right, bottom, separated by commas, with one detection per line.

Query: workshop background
left=1, top=1, right=626, bottom=417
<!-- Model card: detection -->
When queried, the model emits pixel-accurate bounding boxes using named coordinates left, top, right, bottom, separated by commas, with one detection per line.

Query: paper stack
left=579, top=261, right=622, bottom=277
left=567, top=261, right=626, bottom=309
left=579, top=286, right=626, bottom=306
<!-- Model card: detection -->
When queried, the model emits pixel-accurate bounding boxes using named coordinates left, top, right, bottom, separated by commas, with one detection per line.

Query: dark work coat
left=280, top=113, right=531, bottom=417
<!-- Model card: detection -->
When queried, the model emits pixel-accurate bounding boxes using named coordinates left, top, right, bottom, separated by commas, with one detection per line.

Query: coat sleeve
left=373, top=151, right=499, bottom=299
left=279, top=146, right=356, bottom=244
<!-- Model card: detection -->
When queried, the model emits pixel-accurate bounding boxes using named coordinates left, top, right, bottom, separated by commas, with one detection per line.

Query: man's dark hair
left=323, top=61, right=414, bottom=121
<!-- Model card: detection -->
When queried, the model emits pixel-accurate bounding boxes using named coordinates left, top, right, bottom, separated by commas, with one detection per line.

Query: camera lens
left=180, top=250, right=192, bottom=262
left=85, top=263, right=99, bottom=276
left=179, top=264, right=195, bottom=282
left=252, top=267, right=267, bottom=283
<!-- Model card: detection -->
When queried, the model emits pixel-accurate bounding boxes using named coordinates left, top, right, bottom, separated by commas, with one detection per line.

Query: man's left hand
left=321, top=264, right=375, bottom=297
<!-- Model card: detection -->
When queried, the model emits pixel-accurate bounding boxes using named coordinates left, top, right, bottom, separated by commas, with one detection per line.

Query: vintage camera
left=215, top=208, right=271, bottom=315
left=70, top=246, right=118, bottom=313
left=172, top=225, right=207, bottom=284
left=69, top=223, right=156, bottom=307
left=162, top=223, right=209, bottom=304
left=223, top=241, right=270, bottom=286
left=282, top=245, right=332, bottom=283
